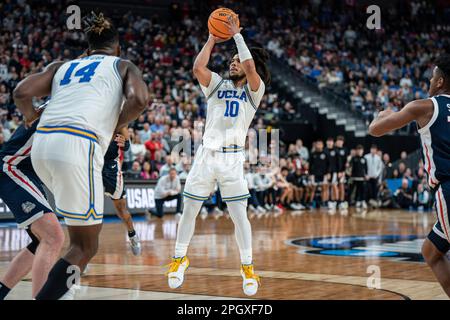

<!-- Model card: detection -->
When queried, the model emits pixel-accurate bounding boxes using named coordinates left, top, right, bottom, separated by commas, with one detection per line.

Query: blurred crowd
left=0, top=0, right=297, bottom=175
left=246, top=0, right=450, bottom=127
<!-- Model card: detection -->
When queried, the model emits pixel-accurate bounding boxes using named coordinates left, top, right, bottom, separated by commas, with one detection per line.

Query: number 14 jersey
left=38, top=54, right=124, bottom=153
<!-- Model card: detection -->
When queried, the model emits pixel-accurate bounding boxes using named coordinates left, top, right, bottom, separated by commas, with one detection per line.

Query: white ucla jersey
left=200, top=72, right=265, bottom=150
left=38, top=54, right=123, bottom=153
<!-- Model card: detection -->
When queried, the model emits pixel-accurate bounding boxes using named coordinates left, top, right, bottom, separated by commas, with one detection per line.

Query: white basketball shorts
left=31, top=126, right=104, bottom=226
left=183, top=145, right=250, bottom=202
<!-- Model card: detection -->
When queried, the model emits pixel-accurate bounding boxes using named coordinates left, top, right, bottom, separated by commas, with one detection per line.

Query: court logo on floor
left=287, top=235, right=425, bottom=262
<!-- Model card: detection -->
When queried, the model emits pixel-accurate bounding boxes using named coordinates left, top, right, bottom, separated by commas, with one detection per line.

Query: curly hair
left=83, top=11, right=119, bottom=50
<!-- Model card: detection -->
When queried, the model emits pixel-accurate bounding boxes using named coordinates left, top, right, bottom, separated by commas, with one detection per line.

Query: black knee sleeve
left=26, top=229, right=40, bottom=254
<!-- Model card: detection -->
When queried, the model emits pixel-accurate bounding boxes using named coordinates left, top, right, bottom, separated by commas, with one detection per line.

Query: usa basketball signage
left=286, top=235, right=425, bottom=262
left=103, top=182, right=179, bottom=214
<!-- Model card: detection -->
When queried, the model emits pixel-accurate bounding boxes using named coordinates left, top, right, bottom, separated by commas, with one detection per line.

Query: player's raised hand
left=208, top=33, right=227, bottom=44
left=24, top=108, right=42, bottom=129
left=226, top=15, right=242, bottom=36
left=114, top=134, right=126, bottom=148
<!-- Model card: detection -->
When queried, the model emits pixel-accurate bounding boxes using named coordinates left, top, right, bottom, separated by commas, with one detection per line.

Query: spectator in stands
left=277, top=167, right=295, bottom=211
left=125, top=161, right=142, bottom=180
left=145, top=132, right=163, bottom=161
left=140, top=161, right=158, bottom=180
left=0, top=133, right=4, bottom=150
left=295, top=139, right=309, bottom=161
left=365, top=145, right=383, bottom=207
left=413, top=182, right=431, bottom=211
left=382, top=153, right=394, bottom=179
left=394, top=179, right=414, bottom=209
left=159, top=155, right=176, bottom=177
left=178, top=162, right=191, bottom=180
left=254, top=165, right=277, bottom=211
left=152, top=168, right=182, bottom=218
left=287, top=166, right=307, bottom=210
left=325, top=137, right=339, bottom=210
left=150, top=116, right=165, bottom=133
left=377, top=181, right=394, bottom=208
left=335, top=136, right=348, bottom=209
left=309, top=140, right=329, bottom=208
left=130, top=132, right=146, bottom=160
left=397, top=162, right=407, bottom=178
left=139, top=122, right=152, bottom=142
left=350, top=145, right=368, bottom=209
left=245, top=165, right=265, bottom=214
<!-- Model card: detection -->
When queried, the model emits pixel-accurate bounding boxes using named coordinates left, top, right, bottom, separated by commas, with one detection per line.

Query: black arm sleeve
left=123, top=139, right=131, bottom=152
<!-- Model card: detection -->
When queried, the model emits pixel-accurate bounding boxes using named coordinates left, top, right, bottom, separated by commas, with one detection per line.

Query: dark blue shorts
left=102, top=159, right=126, bottom=200
left=0, top=167, right=52, bottom=228
left=428, top=180, right=450, bottom=254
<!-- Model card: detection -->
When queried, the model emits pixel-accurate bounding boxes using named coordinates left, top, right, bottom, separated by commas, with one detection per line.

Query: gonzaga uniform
left=183, top=72, right=265, bottom=202
left=31, top=55, right=124, bottom=226
left=418, top=94, right=450, bottom=253
left=0, top=120, right=52, bottom=228
left=103, top=138, right=128, bottom=200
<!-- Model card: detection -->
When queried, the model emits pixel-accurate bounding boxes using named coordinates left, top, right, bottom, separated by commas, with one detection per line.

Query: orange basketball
left=208, top=8, right=239, bottom=40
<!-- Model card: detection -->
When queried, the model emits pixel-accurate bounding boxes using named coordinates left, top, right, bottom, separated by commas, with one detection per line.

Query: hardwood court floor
left=0, top=209, right=448, bottom=300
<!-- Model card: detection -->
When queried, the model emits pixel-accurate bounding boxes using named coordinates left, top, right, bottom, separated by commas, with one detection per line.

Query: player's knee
left=26, top=236, right=40, bottom=254
left=32, top=215, right=65, bottom=250
left=78, top=242, right=99, bottom=261
left=48, top=226, right=65, bottom=250
left=421, top=239, right=443, bottom=267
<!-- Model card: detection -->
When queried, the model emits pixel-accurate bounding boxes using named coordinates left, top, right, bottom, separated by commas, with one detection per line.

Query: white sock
left=174, top=242, right=189, bottom=258
left=226, top=200, right=253, bottom=265
left=174, top=197, right=203, bottom=258
left=240, top=249, right=253, bottom=265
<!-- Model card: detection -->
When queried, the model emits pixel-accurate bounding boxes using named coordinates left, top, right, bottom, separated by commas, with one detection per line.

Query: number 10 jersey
left=200, top=72, right=265, bottom=151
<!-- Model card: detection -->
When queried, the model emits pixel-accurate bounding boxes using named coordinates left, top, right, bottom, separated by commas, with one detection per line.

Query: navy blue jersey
left=418, top=95, right=450, bottom=188
left=103, top=139, right=130, bottom=162
left=0, top=120, right=39, bottom=171
left=104, top=140, right=120, bottom=162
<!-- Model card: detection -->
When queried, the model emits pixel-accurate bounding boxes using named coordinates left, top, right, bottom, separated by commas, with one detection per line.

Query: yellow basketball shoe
left=240, top=264, right=260, bottom=296
left=166, top=256, right=190, bottom=289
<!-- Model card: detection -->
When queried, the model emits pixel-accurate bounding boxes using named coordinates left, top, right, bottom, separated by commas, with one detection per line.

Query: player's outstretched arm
left=193, top=35, right=224, bottom=87
left=13, top=61, right=63, bottom=125
left=368, top=99, right=434, bottom=137
left=116, top=60, right=149, bottom=130
left=227, top=16, right=261, bottom=91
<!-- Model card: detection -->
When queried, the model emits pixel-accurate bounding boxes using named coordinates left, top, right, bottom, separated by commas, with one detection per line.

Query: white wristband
left=233, top=33, right=252, bottom=62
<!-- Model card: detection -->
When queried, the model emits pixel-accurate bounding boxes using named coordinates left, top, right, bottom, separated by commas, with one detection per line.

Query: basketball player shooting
left=369, top=54, right=450, bottom=297
left=166, top=12, right=270, bottom=296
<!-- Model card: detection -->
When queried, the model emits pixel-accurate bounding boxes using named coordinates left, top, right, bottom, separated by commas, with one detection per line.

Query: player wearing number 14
left=167, top=13, right=271, bottom=296
left=13, top=12, right=148, bottom=299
